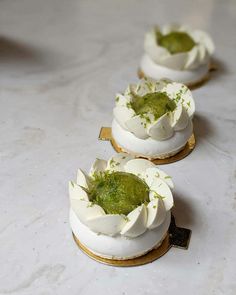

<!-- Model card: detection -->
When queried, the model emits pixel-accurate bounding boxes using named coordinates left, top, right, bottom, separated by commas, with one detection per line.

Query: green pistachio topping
left=89, top=171, right=149, bottom=215
left=131, top=92, right=176, bottom=121
left=157, top=31, right=195, bottom=54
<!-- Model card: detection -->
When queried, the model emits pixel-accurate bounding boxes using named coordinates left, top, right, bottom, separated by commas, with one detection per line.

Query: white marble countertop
left=0, top=0, right=236, bottom=294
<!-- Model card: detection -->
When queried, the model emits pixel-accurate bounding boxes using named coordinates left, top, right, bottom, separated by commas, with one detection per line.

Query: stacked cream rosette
left=113, top=78, right=195, bottom=142
left=69, top=153, right=174, bottom=238
left=144, top=24, right=215, bottom=71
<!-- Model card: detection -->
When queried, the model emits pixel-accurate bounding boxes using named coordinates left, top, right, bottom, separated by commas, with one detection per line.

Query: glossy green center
left=131, top=92, right=176, bottom=120
left=158, top=31, right=195, bottom=54
left=89, top=171, right=149, bottom=215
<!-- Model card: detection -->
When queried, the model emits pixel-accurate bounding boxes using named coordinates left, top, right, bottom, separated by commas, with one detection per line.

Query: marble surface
left=0, top=0, right=236, bottom=294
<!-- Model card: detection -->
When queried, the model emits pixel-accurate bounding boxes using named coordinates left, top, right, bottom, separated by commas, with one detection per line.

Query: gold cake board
left=137, top=63, right=217, bottom=90
left=99, top=127, right=195, bottom=165
left=72, top=216, right=191, bottom=267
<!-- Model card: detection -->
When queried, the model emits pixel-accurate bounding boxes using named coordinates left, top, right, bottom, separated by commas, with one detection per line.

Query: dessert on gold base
left=99, top=127, right=195, bottom=164
left=111, top=78, right=195, bottom=161
left=139, top=24, right=215, bottom=87
left=69, top=154, right=189, bottom=263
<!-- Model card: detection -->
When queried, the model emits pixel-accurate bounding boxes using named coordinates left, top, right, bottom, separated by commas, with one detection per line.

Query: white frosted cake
left=69, top=154, right=174, bottom=260
left=139, top=24, right=214, bottom=85
left=112, top=78, right=195, bottom=159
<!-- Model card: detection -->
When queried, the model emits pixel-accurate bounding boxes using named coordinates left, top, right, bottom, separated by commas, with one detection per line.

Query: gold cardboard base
left=72, top=215, right=191, bottom=267
left=137, top=63, right=217, bottom=90
left=98, top=127, right=195, bottom=165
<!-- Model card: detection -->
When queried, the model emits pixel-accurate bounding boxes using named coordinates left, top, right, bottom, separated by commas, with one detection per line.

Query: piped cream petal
left=171, top=104, right=189, bottom=131
left=124, top=158, right=155, bottom=177
left=125, top=115, right=151, bottom=139
left=197, top=43, right=208, bottom=64
left=155, top=79, right=173, bottom=92
left=135, top=78, right=169, bottom=97
left=69, top=181, right=89, bottom=201
left=89, top=158, right=107, bottom=176
left=144, top=30, right=170, bottom=64
left=76, top=168, right=90, bottom=189
left=86, top=214, right=126, bottom=236
left=115, top=93, right=130, bottom=107
left=135, top=78, right=156, bottom=96
left=106, top=153, right=135, bottom=172
left=160, top=52, right=188, bottom=70
left=185, top=46, right=199, bottom=69
left=70, top=199, right=105, bottom=225
left=149, top=178, right=174, bottom=211
left=144, top=167, right=174, bottom=189
left=124, top=83, right=137, bottom=97
left=120, top=204, right=147, bottom=238
left=147, top=199, right=166, bottom=229
left=113, top=106, right=135, bottom=130
left=162, top=82, right=195, bottom=118
left=147, top=113, right=174, bottom=140
left=191, top=30, right=215, bottom=54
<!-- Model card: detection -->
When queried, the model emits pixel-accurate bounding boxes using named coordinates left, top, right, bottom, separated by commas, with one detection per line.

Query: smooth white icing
left=140, top=54, right=209, bottom=85
left=112, top=118, right=193, bottom=158
left=70, top=209, right=171, bottom=259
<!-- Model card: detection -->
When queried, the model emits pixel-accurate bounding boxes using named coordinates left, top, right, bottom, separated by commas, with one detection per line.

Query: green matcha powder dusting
left=157, top=31, right=196, bottom=54
left=89, top=171, right=149, bottom=215
left=131, top=92, right=176, bottom=121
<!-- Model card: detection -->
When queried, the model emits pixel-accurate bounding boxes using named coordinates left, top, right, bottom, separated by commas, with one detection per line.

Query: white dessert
left=69, top=154, right=174, bottom=260
left=140, top=24, right=214, bottom=85
left=112, top=78, right=195, bottom=159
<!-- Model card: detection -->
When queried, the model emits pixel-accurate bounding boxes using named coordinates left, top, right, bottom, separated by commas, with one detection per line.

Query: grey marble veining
left=0, top=0, right=236, bottom=294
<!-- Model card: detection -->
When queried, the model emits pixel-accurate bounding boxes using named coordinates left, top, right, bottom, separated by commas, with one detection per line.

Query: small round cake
left=139, top=24, right=215, bottom=86
left=69, top=154, right=174, bottom=260
left=112, top=78, right=195, bottom=159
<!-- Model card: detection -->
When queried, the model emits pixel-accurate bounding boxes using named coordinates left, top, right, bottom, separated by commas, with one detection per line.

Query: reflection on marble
left=0, top=0, right=236, bottom=294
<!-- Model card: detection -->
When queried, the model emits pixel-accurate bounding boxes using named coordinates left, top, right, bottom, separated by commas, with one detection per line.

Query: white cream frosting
left=70, top=209, right=171, bottom=260
left=112, top=118, right=193, bottom=158
left=140, top=54, right=209, bottom=85
left=140, top=24, right=214, bottom=83
left=112, top=78, right=195, bottom=158
left=69, top=154, right=174, bottom=240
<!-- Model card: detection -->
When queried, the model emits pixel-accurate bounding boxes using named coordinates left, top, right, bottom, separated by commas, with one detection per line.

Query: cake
left=69, top=154, right=174, bottom=260
left=139, top=24, right=215, bottom=86
left=112, top=78, right=195, bottom=159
